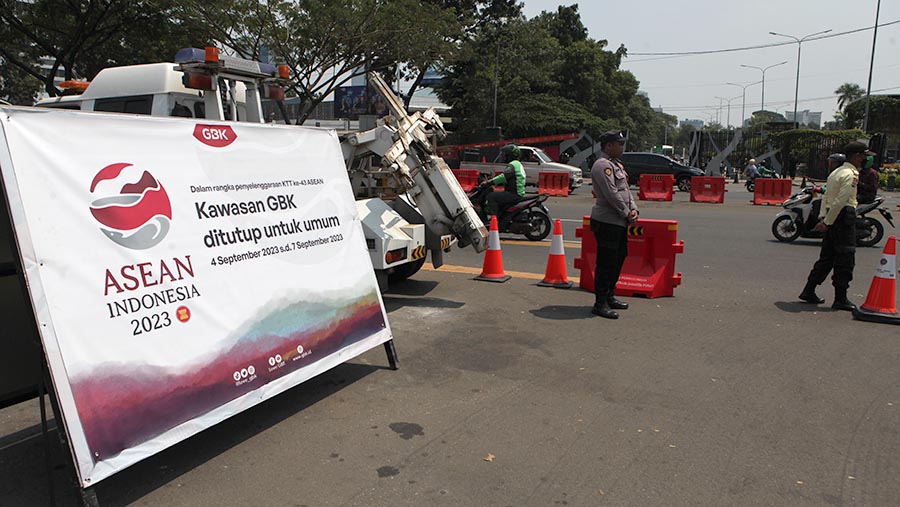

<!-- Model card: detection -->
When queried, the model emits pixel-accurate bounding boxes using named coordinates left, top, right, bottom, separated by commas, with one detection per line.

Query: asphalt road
left=3, top=183, right=900, bottom=506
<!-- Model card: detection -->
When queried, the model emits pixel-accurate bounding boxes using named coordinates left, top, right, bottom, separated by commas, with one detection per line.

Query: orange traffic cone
left=853, top=236, right=900, bottom=325
left=538, top=219, right=573, bottom=288
left=474, top=216, right=511, bottom=283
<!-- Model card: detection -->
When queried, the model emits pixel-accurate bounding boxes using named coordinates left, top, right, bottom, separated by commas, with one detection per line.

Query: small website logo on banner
left=292, top=345, right=313, bottom=362
left=267, top=354, right=285, bottom=372
left=233, top=365, right=257, bottom=386
left=89, top=163, right=172, bottom=250
left=193, top=124, right=236, bottom=147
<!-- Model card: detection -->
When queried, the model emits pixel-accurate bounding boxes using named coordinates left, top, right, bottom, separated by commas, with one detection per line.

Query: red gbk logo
left=193, top=124, right=236, bottom=148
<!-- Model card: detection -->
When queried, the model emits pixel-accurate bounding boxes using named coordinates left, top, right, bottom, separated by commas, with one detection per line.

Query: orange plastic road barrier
left=538, top=219, right=573, bottom=288
left=853, top=236, right=900, bottom=325
left=574, top=216, right=684, bottom=298
left=690, top=176, right=727, bottom=203
left=451, top=169, right=480, bottom=192
left=538, top=172, right=570, bottom=197
left=753, top=178, right=792, bottom=205
left=474, top=216, right=511, bottom=283
left=638, top=174, right=675, bottom=201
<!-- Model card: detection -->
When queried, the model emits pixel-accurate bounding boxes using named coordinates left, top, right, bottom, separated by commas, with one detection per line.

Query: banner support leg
left=80, top=487, right=99, bottom=507
left=383, top=340, right=399, bottom=370
left=38, top=357, right=57, bottom=507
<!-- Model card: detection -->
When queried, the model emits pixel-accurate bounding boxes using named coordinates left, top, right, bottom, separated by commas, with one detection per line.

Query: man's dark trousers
left=592, top=219, right=628, bottom=305
left=807, top=207, right=856, bottom=290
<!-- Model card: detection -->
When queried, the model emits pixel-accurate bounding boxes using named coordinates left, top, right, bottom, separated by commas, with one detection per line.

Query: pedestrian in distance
left=589, top=130, right=638, bottom=319
left=798, top=141, right=875, bottom=311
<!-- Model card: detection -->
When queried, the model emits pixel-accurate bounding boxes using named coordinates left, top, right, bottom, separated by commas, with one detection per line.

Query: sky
left=521, top=0, right=900, bottom=127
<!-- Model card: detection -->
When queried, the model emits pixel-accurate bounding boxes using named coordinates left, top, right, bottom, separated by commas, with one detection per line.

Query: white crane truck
left=36, top=48, right=488, bottom=289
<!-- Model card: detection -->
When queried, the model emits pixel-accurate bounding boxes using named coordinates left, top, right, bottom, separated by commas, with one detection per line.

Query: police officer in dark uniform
left=590, top=130, right=638, bottom=319
left=799, top=141, right=873, bottom=310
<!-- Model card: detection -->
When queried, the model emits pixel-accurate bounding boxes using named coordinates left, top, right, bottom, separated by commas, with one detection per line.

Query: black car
left=619, top=152, right=704, bottom=192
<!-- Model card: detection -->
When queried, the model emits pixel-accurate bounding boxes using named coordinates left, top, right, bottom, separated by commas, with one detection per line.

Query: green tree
left=185, top=0, right=465, bottom=123
left=397, top=0, right=521, bottom=108
left=1, top=0, right=203, bottom=98
left=843, top=94, right=900, bottom=133
left=436, top=4, right=656, bottom=142
left=748, top=110, right=787, bottom=129
left=835, top=82, right=864, bottom=112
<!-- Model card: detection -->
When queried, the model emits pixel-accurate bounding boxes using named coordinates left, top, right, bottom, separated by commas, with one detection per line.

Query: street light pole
left=740, top=61, right=787, bottom=115
left=726, top=81, right=761, bottom=128
left=770, top=28, right=832, bottom=127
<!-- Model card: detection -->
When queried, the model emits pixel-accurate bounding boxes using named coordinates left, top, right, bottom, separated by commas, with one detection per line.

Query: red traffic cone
left=853, top=236, right=900, bottom=325
left=474, top=216, right=511, bottom=283
left=538, top=219, right=573, bottom=288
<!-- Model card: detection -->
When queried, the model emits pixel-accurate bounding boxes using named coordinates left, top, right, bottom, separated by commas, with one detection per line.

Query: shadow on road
left=530, top=305, right=594, bottom=320
left=774, top=301, right=834, bottom=313
left=384, top=278, right=439, bottom=297
left=382, top=296, right=465, bottom=312
left=0, top=363, right=384, bottom=507
left=767, top=239, right=821, bottom=248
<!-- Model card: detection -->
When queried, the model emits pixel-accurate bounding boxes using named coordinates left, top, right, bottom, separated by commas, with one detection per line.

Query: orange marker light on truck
left=204, top=47, right=219, bottom=63
left=278, top=65, right=290, bottom=79
left=183, top=72, right=214, bottom=91
left=59, top=80, right=90, bottom=91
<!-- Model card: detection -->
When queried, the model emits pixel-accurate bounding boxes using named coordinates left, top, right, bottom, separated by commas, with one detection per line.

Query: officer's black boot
left=607, top=296, right=629, bottom=310
left=799, top=282, right=825, bottom=304
left=831, top=288, right=857, bottom=311
left=592, top=291, right=619, bottom=319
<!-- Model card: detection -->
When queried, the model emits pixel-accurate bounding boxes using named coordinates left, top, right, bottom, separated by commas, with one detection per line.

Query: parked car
left=460, top=144, right=583, bottom=193
left=619, top=152, right=704, bottom=192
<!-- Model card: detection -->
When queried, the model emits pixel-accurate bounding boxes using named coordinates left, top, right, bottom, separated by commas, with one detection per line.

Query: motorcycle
left=745, top=173, right=776, bottom=192
left=771, top=185, right=895, bottom=247
left=468, top=183, right=552, bottom=241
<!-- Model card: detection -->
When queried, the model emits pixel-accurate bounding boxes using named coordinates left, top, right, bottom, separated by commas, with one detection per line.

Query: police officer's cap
left=599, top=130, right=628, bottom=145
left=842, top=141, right=875, bottom=156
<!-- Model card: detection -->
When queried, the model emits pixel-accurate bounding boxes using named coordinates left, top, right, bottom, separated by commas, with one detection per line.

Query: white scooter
left=771, top=185, right=894, bottom=247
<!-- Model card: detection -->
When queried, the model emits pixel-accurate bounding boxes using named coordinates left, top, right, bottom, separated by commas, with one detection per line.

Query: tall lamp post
left=716, top=95, right=744, bottom=128
left=726, top=80, right=761, bottom=128
left=740, top=61, right=787, bottom=115
left=770, top=29, right=832, bottom=127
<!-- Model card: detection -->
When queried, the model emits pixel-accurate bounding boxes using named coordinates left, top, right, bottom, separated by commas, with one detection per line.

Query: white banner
left=0, top=107, right=392, bottom=486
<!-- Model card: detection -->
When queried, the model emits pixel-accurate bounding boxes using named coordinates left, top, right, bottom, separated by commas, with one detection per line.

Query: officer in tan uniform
left=799, top=141, right=873, bottom=311
left=590, top=130, right=638, bottom=319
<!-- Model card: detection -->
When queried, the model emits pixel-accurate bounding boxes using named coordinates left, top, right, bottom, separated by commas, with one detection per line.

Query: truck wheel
left=387, top=257, right=427, bottom=284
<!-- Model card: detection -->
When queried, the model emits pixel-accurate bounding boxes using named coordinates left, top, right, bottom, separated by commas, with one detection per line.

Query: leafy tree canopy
left=435, top=4, right=658, bottom=145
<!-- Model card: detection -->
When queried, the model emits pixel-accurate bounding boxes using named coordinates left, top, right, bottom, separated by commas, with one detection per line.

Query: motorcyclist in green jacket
left=486, top=146, right=527, bottom=216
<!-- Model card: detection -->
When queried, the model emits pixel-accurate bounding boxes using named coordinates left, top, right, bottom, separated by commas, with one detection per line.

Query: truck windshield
left=533, top=149, right=552, bottom=163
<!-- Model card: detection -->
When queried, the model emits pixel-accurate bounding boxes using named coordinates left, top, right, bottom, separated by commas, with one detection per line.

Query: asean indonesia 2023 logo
left=89, top=163, right=172, bottom=250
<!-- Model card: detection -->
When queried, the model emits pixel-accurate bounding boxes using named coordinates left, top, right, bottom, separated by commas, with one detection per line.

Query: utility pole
left=863, top=0, right=882, bottom=132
